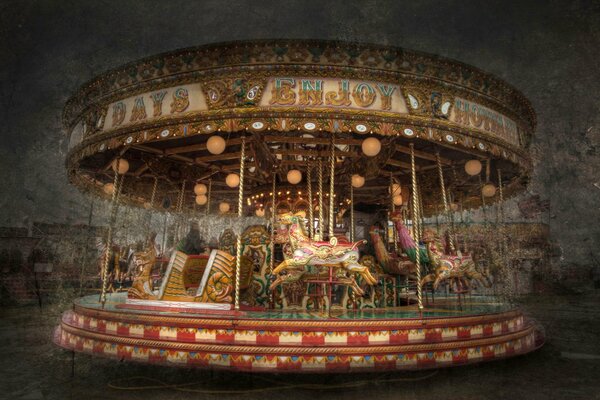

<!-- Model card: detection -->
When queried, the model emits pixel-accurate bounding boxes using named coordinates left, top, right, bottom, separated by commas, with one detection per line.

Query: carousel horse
left=128, top=233, right=158, bottom=300
left=391, top=211, right=490, bottom=290
left=369, top=225, right=417, bottom=276
left=389, top=212, right=430, bottom=266
left=420, top=229, right=492, bottom=290
left=96, top=239, right=136, bottom=289
left=269, top=212, right=377, bottom=295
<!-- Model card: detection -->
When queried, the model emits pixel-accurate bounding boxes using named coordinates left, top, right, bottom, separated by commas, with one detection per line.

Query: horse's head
left=390, top=211, right=403, bottom=221
left=278, top=211, right=306, bottom=226
left=422, top=229, right=439, bottom=243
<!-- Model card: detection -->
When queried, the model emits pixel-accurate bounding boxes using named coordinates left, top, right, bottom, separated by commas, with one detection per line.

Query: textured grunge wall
left=0, top=0, right=598, bottom=270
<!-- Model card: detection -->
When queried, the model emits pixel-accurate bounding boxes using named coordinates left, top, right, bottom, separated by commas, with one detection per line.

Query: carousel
left=54, top=39, right=544, bottom=372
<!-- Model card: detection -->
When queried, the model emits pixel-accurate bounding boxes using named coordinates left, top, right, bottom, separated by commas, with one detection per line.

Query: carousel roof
left=63, top=39, right=535, bottom=214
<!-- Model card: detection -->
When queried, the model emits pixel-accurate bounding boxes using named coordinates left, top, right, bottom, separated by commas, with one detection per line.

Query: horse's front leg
left=344, top=262, right=377, bottom=285
left=272, top=259, right=291, bottom=275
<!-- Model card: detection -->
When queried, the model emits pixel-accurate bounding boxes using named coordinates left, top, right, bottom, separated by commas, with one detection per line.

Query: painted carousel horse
left=390, top=212, right=489, bottom=290
left=96, top=239, right=137, bottom=290
left=127, top=233, right=158, bottom=300
left=420, top=229, right=492, bottom=290
left=369, top=225, right=417, bottom=277
left=269, top=212, right=377, bottom=295
left=389, top=212, right=430, bottom=267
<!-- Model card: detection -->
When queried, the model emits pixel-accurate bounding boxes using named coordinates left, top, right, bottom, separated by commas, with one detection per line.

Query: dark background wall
left=0, top=0, right=598, bottom=270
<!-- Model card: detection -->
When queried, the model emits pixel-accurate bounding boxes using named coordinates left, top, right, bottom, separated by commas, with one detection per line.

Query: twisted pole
left=436, top=153, right=455, bottom=253
left=234, top=136, right=246, bottom=311
left=390, top=173, right=398, bottom=254
left=307, top=164, right=314, bottom=239
left=410, top=143, right=423, bottom=311
left=350, top=176, right=355, bottom=242
left=328, top=134, right=335, bottom=240
left=318, top=158, right=324, bottom=240
left=205, top=179, right=212, bottom=216
left=100, top=171, right=124, bottom=308
left=269, top=169, right=277, bottom=305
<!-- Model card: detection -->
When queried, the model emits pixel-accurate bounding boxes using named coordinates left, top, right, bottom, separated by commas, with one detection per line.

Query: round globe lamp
left=390, top=183, right=401, bottom=195
left=226, top=173, right=240, bottom=188
left=482, top=183, right=497, bottom=197
left=287, top=170, right=302, bottom=185
left=194, top=183, right=207, bottom=195
left=361, top=137, right=381, bottom=157
left=351, top=174, right=365, bottom=188
left=103, top=183, right=115, bottom=195
left=219, top=202, right=230, bottom=213
left=195, top=194, right=208, bottom=205
left=207, top=135, right=226, bottom=155
left=111, top=158, right=129, bottom=175
left=465, top=159, right=482, bottom=176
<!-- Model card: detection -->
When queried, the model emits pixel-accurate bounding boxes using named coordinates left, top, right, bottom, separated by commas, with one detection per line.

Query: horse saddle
left=309, top=239, right=365, bottom=251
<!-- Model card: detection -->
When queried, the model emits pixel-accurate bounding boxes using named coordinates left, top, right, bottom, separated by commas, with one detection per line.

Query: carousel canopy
left=63, top=39, right=535, bottom=214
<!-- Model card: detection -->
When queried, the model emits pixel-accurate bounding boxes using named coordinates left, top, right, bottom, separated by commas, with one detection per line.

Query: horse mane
left=295, top=214, right=309, bottom=235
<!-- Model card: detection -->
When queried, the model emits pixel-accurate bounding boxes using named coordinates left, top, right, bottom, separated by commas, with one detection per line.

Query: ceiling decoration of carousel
left=64, top=39, right=535, bottom=215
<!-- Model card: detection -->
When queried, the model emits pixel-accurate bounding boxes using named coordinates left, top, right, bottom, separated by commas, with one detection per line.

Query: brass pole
left=206, top=179, right=212, bottom=216
left=414, top=177, right=424, bottom=240
left=100, top=170, right=124, bottom=308
left=176, top=179, right=186, bottom=241
left=269, top=169, right=277, bottom=305
left=479, top=175, right=489, bottom=226
left=145, top=177, right=158, bottom=236
left=234, top=136, right=246, bottom=311
left=410, top=143, right=423, bottom=311
left=350, top=176, right=355, bottom=242
left=498, top=169, right=505, bottom=224
left=436, top=153, right=455, bottom=253
left=318, top=158, right=324, bottom=240
left=498, top=169, right=508, bottom=257
left=149, top=177, right=158, bottom=207
left=328, top=134, right=335, bottom=240
left=307, top=164, right=314, bottom=239
left=390, top=173, right=398, bottom=254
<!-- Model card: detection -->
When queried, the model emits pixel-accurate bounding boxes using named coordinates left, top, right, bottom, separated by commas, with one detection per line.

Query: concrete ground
left=1, top=292, right=599, bottom=400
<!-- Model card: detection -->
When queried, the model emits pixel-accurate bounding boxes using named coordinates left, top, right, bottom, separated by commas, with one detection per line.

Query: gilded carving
left=352, top=82, right=376, bottom=107
left=111, top=102, right=126, bottom=127
left=170, top=88, right=190, bottom=113
left=130, top=96, right=147, bottom=122
left=376, top=83, right=396, bottom=111
left=298, top=79, right=323, bottom=106
left=325, top=80, right=351, bottom=106
left=269, top=78, right=296, bottom=106
left=203, top=79, right=264, bottom=109
left=149, top=91, right=167, bottom=117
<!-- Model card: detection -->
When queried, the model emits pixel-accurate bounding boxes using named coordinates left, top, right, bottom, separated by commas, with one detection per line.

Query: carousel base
left=54, top=292, right=544, bottom=373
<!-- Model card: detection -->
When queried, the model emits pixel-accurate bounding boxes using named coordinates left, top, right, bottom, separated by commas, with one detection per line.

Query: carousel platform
left=54, top=293, right=544, bottom=373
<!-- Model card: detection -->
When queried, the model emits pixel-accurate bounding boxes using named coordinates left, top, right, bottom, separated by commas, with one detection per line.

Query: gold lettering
left=452, top=100, right=469, bottom=125
left=130, top=97, right=147, bottom=122
left=111, top=102, right=126, bottom=127
left=298, top=79, right=323, bottom=106
left=352, top=83, right=376, bottom=107
left=170, top=88, right=189, bottom=114
left=469, top=104, right=484, bottom=127
left=269, top=78, right=296, bottom=106
left=325, top=80, right=351, bottom=106
left=150, top=91, right=167, bottom=117
left=376, top=83, right=396, bottom=110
